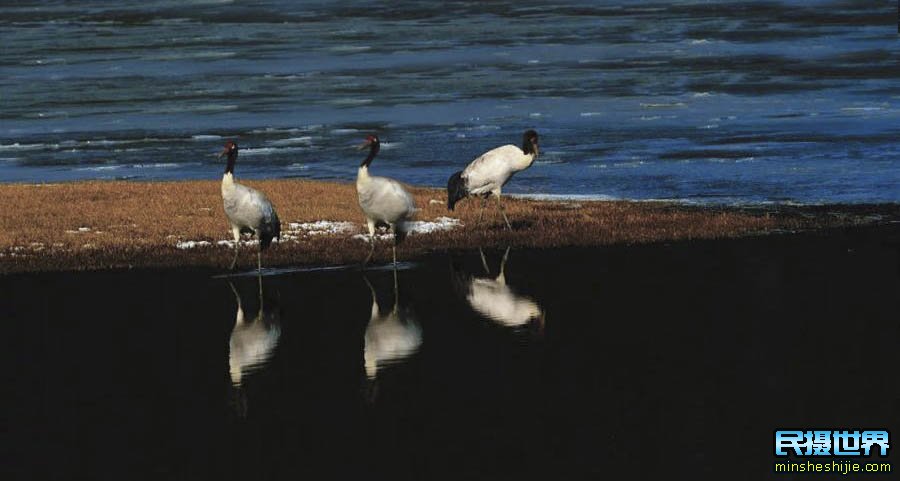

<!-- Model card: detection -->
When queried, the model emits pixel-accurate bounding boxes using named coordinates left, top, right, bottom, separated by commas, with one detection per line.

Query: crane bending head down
left=446, top=129, right=539, bottom=229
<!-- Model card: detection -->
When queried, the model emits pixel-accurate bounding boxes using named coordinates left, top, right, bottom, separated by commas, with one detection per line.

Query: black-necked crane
left=447, top=129, right=540, bottom=229
left=356, top=134, right=416, bottom=267
left=218, top=140, right=281, bottom=272
left=362, top=269, right=422, bottom=381
left=453, top=247, right=545, bottom=332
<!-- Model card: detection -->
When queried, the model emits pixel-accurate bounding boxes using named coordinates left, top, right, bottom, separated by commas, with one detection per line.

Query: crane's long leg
left=229, top=226, right=241, bottom=270
left=477, top=196, right=488, bottom=224
left=257, top=245, right=262, bottom=276
left=362, top=219, right=376, bottom=268
left=389, top=221, right=401, bottom=270
left=495, top=194, right=512, bottom=230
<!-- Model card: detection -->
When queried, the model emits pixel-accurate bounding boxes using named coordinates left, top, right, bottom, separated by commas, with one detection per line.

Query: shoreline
left=3, top=179, right=898, bottom=274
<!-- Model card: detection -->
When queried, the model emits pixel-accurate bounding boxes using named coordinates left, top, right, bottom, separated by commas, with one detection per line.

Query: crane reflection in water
left=362, top=267, right=422, bottom=400
left=452, top=247, right=545, bottom=334
left=226, top=274, right=281, bottom=417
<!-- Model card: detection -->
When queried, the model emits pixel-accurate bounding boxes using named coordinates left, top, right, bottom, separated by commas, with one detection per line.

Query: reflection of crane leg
left=497, top=246, right=511, bottom=284
left=362, top=274, right=380, bottom=323
left=257, top=271, right=264, bottom=312
left=362, top=274, right=377, bottom=306
left=228, top=281, right=242, bottom=312
left=362, top=219, right=376, bottom=267
left=496, top=195, right=512, bottom=230
left=392, top=261, right=399, bottom=308
left=500, top=246, right=511, bottom=275
left=227, top=281, right=245, bottom=329
left=229, top=226, right=241, bottom=270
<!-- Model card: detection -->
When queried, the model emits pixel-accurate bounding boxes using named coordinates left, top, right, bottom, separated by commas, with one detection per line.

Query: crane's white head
left=522, top=130, right=539, bottom=156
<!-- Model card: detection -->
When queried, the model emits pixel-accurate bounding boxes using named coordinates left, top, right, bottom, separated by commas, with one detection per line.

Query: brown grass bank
left=1, top=179, right=896, bottom=273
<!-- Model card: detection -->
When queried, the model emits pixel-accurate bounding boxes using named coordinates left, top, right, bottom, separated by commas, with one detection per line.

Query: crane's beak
left=217, top=148, right=228, bottom=159
left=356, top=141, right=371, bottom=151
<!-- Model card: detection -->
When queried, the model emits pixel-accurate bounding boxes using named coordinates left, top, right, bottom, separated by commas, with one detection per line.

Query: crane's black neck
left=522, top=138, right=536, bottom=155
left=361, top=142, right=379, bottom=168
left=224, top=151, right=237, bottom=174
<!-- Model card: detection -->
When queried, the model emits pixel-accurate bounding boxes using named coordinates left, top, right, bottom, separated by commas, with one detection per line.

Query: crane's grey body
left=447, top=130, right=539, bottom=229
left=222, top=175, right=280, bottom=245
left=219, top=140, right=281, bottom=271
left=462, top=144, right=536, bottom=197
left=356, top=135, right=416, bottom=266
left=357, top=169, right=415, bottom=233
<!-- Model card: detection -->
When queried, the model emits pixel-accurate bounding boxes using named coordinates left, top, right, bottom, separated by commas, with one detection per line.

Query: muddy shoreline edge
left=2, top=179, right=898, bottom=274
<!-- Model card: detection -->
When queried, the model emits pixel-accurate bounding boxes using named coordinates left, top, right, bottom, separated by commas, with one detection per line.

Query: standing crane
left=446, top=129, right=540, bottom=229
left=218, top=140, right=281, bottom=272
left=356, top=134, right=416, bottom=267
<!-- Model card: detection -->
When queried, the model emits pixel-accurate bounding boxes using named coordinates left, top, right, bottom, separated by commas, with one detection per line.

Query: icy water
left=7, top=226, right=900, bottom=480
left=1, top=1, right=899, bottom=204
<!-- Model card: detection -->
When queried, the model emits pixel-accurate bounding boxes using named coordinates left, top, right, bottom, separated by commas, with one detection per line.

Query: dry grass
left=0, top=179, right=891, bottom=273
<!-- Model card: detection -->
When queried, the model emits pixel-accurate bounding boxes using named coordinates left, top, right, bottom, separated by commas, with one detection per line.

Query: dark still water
left=7, top=224, right=900, bottom=480
left=1, top=1, right=899, bottom=204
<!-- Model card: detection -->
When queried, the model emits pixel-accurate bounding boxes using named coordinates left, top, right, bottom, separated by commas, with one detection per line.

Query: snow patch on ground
left=288, top=220, right=356, bottom=235
left=216, top=239, right=258, bottom=249
left=409, top=216, right=462, bottom=234
left=352, top=217, right=462, bottom=242
left=176, top=240, right=212, bottom=250
left=281, top=220, right=357, bottom=241
left=173, top=220, right=362, bottom=249
left=172, top=218, right=461, bottom=249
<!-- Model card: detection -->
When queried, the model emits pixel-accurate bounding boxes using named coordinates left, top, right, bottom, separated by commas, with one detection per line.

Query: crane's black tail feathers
left=259, top=217, right=281, bottom=251
left=447, top=170, right=467, bottom=211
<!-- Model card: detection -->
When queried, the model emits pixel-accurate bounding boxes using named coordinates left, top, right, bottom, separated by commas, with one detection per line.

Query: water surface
left=1, top=1, right=899, bottom=204
left=7, top=225, right=900, bottom=480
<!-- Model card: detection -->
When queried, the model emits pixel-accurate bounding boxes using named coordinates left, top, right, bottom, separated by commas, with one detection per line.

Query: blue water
left=1, top=0, right=898, bottom=204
